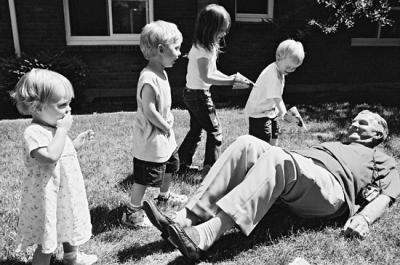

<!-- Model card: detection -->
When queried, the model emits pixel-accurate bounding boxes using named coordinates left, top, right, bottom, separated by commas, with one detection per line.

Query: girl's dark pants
left=178, top=88, right=222, bottom=168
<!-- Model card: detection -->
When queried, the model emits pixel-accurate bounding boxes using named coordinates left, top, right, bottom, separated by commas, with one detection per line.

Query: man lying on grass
left=142, top=110, right=400, bottom=261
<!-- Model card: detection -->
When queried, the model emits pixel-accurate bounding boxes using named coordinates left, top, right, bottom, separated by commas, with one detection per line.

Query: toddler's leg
left=270, top=118, right=280, bottom=146
left=159, top=172, right=172, bottom=195
left=157, top=173, right=188, bottom=208
left=32, top=245, right=52, bottom=265
left=130, top=183, right=146, bottom=207
left=62, top=242, right=97, bottom=265
left=122, top=183, right=151, bottom=228
left=270, top=138, right=278, bottom=146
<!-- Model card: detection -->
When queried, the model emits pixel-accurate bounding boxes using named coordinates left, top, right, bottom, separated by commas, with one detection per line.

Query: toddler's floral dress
left=15, top=123, right=92, bottom=253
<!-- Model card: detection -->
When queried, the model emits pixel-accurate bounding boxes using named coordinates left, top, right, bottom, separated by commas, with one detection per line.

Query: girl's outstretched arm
left=141, top=84, right=171, bottom=135
left=197, top=58, right=235, bottom=86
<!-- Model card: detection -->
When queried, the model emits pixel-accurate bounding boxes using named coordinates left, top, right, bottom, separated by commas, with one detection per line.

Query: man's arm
left=343, top=194, right=391, bottom=238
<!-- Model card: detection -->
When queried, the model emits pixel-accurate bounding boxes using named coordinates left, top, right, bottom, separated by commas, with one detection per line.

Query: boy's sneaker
left=121, top=203, right=152, bottom=228
left=62, top=252, right=98, bottom=265
left=155, top=192, right=188, bottom=208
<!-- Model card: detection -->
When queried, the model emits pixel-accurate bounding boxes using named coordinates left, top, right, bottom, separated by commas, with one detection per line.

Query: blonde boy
left=122, top=20, right=187, bottom=228
left=244, top=39, right=305, bottom=146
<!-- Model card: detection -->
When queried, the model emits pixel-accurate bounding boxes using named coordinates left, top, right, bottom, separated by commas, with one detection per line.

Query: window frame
left=235, top=0, right=274, bottom=22
left=351, top=6, right=400, bottom=47
left=63, top=0, right=154, bottom=46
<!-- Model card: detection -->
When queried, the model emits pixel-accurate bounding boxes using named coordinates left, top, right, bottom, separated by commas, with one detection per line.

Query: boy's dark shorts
left=249, top=116, right=280, bottom=142
left=133, top=149, right=180, bottom=187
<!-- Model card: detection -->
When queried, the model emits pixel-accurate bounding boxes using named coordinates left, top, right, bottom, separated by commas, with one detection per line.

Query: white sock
left=173, top=209, right=189, bottom=226
left=194, top=212, right=235, bottom=250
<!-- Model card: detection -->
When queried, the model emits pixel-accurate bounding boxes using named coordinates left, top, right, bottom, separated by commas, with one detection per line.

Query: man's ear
left=374, top=131, right=384, bottom=142
left=157, top=44, right=164, bottom=53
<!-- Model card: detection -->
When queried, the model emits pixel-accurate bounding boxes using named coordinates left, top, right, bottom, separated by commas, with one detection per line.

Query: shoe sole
left=142, top=200, right=173, bottom=243
left=167, top=224, right=201, bottom=260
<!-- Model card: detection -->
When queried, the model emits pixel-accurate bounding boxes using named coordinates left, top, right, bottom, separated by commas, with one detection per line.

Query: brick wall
left=0, top=0, right=13, bottom=56
left=14, top=0, right=66, bottom=53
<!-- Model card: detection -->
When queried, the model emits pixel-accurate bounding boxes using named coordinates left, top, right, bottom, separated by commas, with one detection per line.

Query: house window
left=235, top=0, right=274, bottom=22
left=351, top=5, right=400, bottom=46
left=63, top=0, right=154, bottom=45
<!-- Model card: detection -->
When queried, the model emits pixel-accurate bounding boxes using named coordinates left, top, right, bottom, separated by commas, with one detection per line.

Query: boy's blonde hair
left=276, top=39, right=305, bottom=65
left=10, top=68, right=74, bottom=115
left=140, top=20, right=183, bottom=60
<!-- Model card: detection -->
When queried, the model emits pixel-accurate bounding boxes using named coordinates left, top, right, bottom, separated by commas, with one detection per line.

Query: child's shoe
left=62, top=252, right=98, bottom=265
left=121, top=203, right=152, bottom=228
left=155, top=192, right=188, bottom=208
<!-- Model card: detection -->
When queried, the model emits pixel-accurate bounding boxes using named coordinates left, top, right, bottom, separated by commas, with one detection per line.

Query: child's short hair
left=10, top=68, right=74, bottom=115
left=276, top=39, right=305, bottom=65
left=140, top=20, right=183, bottom=60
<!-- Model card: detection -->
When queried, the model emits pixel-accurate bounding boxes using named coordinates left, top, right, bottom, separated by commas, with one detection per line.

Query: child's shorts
left=133, top=149, right=180, bottom=187
left=249, top=116, right=280, bottom=142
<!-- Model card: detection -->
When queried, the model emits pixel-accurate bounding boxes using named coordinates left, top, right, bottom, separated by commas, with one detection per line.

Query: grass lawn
left=1, top=102, right=400, bottom=265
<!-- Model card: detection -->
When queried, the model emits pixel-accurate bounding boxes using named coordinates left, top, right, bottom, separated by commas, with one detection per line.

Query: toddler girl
left=11, top=68, right=97, bottom=265
left=178, top=4, right=251, bottom=173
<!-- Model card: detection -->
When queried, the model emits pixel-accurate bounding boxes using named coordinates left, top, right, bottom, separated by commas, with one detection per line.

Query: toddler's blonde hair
left=276, top=39, right=305, bottom=65
left=140, top=20, right=183, bottom=60
left=10, top=68, right=74, bottom=115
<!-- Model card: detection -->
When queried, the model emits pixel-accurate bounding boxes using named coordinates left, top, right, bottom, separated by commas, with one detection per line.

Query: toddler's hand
left=75, top=130, right=95, bottom=147
left=57, top=112, right=73, bottom=131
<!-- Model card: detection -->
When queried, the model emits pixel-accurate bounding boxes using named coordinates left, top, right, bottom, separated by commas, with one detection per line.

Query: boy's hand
left=75, top=129, right=95, bottom=148
left=57, top=112, right=73, bottom=131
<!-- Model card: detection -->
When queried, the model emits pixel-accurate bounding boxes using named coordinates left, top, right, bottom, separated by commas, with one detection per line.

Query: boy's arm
left=141, top=84, right=171, bottom=133
left=273, top=98, right=287, bottom=119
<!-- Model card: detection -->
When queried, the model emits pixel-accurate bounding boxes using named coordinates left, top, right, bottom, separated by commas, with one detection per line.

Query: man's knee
left=236, top=135, right=271, bottom=148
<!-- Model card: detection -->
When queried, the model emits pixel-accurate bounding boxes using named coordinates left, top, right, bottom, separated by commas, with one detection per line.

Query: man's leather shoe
left=167, top=224, right=203, bottom=260
left=142, top=200, right=175, bottom=241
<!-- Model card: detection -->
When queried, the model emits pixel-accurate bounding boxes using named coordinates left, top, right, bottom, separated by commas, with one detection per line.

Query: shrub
left=0, top=50, right=88, bottom=117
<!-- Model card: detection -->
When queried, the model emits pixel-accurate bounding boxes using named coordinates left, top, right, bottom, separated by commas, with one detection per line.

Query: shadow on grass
left=90, top=204, right=125, bottom=235
left=0, top=259, right=26, bottom=265
left=0, top=256, right=63, bottom=265
left=118, top=173, right=135, bottom=190
left=117, top=238, right=176, bottom=263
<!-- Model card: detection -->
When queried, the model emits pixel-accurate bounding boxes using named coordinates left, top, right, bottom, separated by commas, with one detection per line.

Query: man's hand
left=343, top=214, right=370, bottom=239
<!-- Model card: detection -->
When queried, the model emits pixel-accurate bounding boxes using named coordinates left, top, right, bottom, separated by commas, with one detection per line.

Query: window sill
left=351, top=38, right=400, bottom=47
